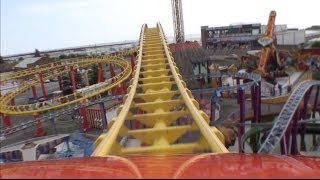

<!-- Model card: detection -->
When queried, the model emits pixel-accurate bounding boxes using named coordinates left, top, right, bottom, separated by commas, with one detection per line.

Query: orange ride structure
left=1, top=23, right=320, bottom=179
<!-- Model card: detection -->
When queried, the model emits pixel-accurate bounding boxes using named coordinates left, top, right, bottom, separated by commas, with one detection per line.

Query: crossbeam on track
left=92, top=23, right=228, bottom=157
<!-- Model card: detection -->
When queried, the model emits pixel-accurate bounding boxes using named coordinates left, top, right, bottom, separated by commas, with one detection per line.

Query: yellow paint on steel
left=92, top=23, right=228, bottom=157
left=92, top=24, right=147, bottom=156
left=0, top=50, right=132, bottom=83
left=158, top=23, right=228, bottom=153
left=0, top=56, right=131, bottom=115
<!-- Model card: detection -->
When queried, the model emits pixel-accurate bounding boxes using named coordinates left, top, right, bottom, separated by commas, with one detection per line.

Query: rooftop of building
left=14, top=57, right=42, bottom=68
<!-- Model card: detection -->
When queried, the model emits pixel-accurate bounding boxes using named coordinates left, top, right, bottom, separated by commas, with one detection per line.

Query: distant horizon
left=2, top=0, right=319, bottom=56
left=3, top=23, right=319, bottom=57
left=1, top=33, right=203, bottom=57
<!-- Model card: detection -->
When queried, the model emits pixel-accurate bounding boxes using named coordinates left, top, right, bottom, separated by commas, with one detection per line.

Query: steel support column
left=251, top=84, right=259, bottom=153
left=31, top=86, right=38, bottom=99
left=236, top=78, right=240, bottom=104
left=282, top=117, right=294, bottom=155
left=312, top=86, right=320, bottom=117
left=171, top=0, right=185, bottom=43
left=238, top=87, right=245, bottom=153
left=311, top=86, right=320, bottom=149
left=206, top=61, right=211, bottom=83
left=57, top=76, right=63, bottom=91
left=2, top=115, right=11, bottom=127
left=34, top=113, right=46, bottom=137
left=299, top=88, right=313, bottom=151
left=257, top=81, right=261, bottom=123
left=280, top=138, right=286, bottom=154
left=38, top=70, right=47, bottom=99
left=291, top=111, right=300, bottom=155
left=251, top=86, right=255, bottom=109
left=69, top=65, right=76, bottom=93
left=98, top=63, right=103, bottom=83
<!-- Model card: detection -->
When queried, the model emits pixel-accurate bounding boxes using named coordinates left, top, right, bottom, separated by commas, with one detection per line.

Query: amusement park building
left=201, top=23, right=288, bottom=49
left=14, top=57, right=51, bottom=71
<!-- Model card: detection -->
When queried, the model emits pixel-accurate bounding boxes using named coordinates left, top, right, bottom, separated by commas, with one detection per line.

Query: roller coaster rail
left=241, top=118, right=320, bottom=151
left=0, top=67, right=259, bottom=131
left=0, top=71, right=259, bottom=137
left=0, top=56, right=131, bottom=116
left=0, top=50, right=133, bottom=83
left=92, top=23, right=228, bottom=157
left=258, top=80, right=320, bottom=154
left=212, top=118, right=320, bottom=128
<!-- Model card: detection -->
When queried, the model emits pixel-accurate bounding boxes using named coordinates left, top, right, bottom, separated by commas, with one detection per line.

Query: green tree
left=68, top=54, right=76, bottom=59
left=88, top=64, right=98, bottom=85
left=311, top=41, right=320, bottom=48
left=34, top=49, right=41, bottom=57
left=0, top=56, right=4, bottom=64
left=59, top=54, right=67, bottom=59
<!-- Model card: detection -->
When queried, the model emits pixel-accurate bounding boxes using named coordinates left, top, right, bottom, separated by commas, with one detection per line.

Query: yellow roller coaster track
left=0, top=50, right=132, bottom=83
left=92, top=23, right=228, bottom=157
left=0, top=55, right=132, bottom=116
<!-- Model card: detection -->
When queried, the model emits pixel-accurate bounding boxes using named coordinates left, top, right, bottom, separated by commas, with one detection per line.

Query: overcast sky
left=1, top=0, right=318, bottom=55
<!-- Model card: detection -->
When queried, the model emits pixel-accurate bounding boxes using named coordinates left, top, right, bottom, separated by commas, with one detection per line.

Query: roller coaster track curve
left=258, top=80, right=320, bottom=154
left=0, top=56, right=131, bottom=116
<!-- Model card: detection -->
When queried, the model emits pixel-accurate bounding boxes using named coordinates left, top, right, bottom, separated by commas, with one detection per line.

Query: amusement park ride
left=1, top=8, right=320, bottom=179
